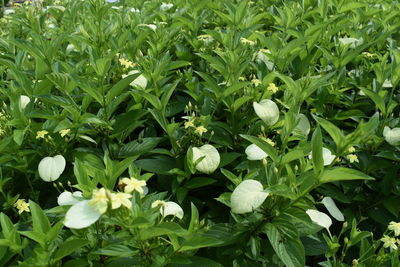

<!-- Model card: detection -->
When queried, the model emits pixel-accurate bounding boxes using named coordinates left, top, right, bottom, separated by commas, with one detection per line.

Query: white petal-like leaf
left=321, top=197, right=344, bottom=221
left=38, top=155, right=66, bottom=182
left=245, top=144, right=268, bottom=160
left=192, top=144, right=220, bottom=174
left=306, top=209, right=332, bottom=230
left=160, top=201, right=184, bottom=219
left=383, top=126, right=400, bottom=146
left=231, top=180, right=269, bottom=214
left=64, top=200, right=102, bottom=229
left=57, top=191, right=83, bottom=206
left=253, top=99, right=279, bottom=126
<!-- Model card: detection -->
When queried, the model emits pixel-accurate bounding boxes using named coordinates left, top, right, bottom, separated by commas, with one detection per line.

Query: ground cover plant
left=0, top=0, right=400, bottom=266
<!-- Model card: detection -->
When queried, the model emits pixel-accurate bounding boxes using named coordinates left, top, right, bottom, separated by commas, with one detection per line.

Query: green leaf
left=311, top=126, right=324, bottom=174
left=185, top=177, right=216, bottom=189
left=140, top=222, right=188, bottom=240
left=264, top=184, right=297, bottom=200
left=53, top=239, right=89, bottom=262
left=314, top=116, right=345, bottom=150
left=188, top=203, right=199, bottom=233
left=319, top=168, right=374, bottom=184
left=178, top=235, right=224, bottom=252
left=29, top=201, right=51, bottom=234
left=264, top=223, right=305, bottom=267
left=119, top=138, right=163, bottom=157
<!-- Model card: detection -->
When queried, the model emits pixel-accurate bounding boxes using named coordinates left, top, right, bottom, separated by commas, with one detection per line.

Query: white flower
left=38, top=155, right=66, bottom=182
left=321, top=197, right=344, bottom=221
left=245, top=144, right=268, bottom=160
left=309, top=147, right=336, bottom=166
left=63, top=200, right=102, bottom=229
left=19, top=95, right=31, bottom=110
left=293, top=114, right=310, bottom=136
left=57, top=191, right=83, bottom=206
left=253, top=99, right=279, bottom=126
left=383, top=79, right=393, bottom=88
left=160, top=2, right=173, bottom=11
left=130, top=8, right=140, bottom=13
left=231, top=180, right=269, bottom=214
left=122, top=70, right=147, bottom=89
left=338, top=37, right=363, bottom=48
left=383, top=126, right=400, bottom=146
left=192, top=144, right=220, bottom=174
left=138, top=24, right=157, bottom=31
left=160, top=201, right=184, bottom=219
left=306, top=209, right=332, bottom=230
left=106, top=0, right=118, bottom=3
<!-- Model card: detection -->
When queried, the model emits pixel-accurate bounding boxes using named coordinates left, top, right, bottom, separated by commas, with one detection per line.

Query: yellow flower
left=267, top=83, right=279, bottom=93
left=119, top=58, right=136, bottom=69
left=15, top=199, right=30, bottom=214
left=388, top=222, right=400, bottom=236
left=346, top=154, right=359, bottom=163
left=89, top=188, right=109, bottom=214
left=184, top=120, right=195, bottom=129
left=151, top=200, right=166, bottom=208
left=110, top=192, right=132, bottom=209
left=240, top=37, right=255, bottom=46
left=251, top=79, right=261, bottom=87
left=119, top=177, right=146, bottom=194
left=238, top=76, right=246, bottom=81
left=362, top=52, right=375, bottom=58
left=348, top=146, right=356, bottom=153
left=195, top=126, right=207, bottom=136
left=59, top=129, right=71, bottom=137
left=381, top=235, right=398, bottom=250
left=36, top=130, right=48, bottom=139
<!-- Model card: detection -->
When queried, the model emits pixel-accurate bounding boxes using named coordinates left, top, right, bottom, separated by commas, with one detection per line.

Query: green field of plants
left=1, top=0, right=400, bottom=266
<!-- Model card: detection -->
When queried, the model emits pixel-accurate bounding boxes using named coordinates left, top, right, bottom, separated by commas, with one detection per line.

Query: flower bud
left=253, top=99, right=279, bottom=126
left=192, top=144, right=220, bottom=174
left=383, top=126, right=400, bottom=146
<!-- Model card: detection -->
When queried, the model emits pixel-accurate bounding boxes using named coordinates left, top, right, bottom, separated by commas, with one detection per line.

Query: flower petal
left=231, top=180, right=268, bottom=214
left=64, top=200, right=102, bottom=229
left=245, top=144, right=268, bottom=160
left=321, top=197, right=344, bottom=221
left=306, top=209, right=332, bottom=230
left=161, top=201, right=184, bottom=219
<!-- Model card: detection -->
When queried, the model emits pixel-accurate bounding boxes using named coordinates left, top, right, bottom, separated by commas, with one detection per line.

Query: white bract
left=245, top=144, right=268, bottom=160
left=160, top=201, right=184, bottom=219
left=57, top=191, right=83, bottom=206
left=231, top=180, right=269, bottom=214
left=338, top=37, right=363, bottom=48
left=38, top=155, right=66, bottom=182
left=192, top=144, right=220, bottom=174
left=306, top=209, right=332, bottom=230
left=309, top=147, right=335, bottom=166
left=253, top=99, right=279, bottom=126
left=383, top=126, right=400, bottom=146
left=293, top=114, right=310, bottom=136
left=63, top=200, right=102, bottom=229
left=160, top=2, right=173, bottom=11
left=321, top=197, right=344, bottom=221
left=19, top=95, right=31, bottom=110
left=122, top=70, right=147, bottom=89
